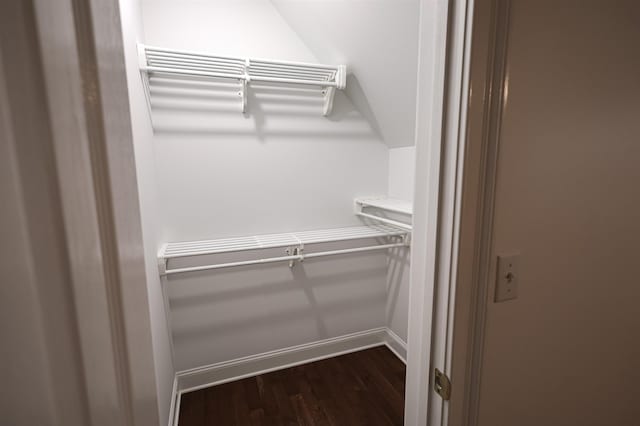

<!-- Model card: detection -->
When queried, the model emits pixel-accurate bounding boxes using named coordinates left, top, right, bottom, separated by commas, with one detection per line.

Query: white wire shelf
left=158, top=225, right=409, bottom=276
left=354, top=197, right=413, bottom=231
left=138, top=44, right=347, bottom=116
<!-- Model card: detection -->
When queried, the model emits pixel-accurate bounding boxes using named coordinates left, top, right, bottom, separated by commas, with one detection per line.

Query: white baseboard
left=384, top=327, right=408, bottom=363
left=168, top=327, right=407, bottom=426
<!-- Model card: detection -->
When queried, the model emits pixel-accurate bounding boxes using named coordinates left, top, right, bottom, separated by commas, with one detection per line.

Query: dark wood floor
left=178, top=346, right=406, bottom=426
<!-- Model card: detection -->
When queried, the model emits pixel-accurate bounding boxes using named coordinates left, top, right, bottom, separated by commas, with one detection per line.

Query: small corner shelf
left=158, top=225, right=409, bottom=276
left=354, top=197, right=413, bottom=231
left=138, top=44, right=347, bottom=116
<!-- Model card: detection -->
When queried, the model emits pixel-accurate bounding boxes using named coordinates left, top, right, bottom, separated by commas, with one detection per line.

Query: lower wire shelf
left=158, top=225, right=410, bottom=276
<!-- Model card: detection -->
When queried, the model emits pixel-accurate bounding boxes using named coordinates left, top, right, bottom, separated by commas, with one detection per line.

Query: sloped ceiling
left=270, top=0, right=420, bottom=148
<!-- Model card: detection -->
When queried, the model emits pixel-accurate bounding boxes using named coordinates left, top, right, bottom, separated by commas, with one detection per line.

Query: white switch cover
left=495, top=254, right=519, bottom=302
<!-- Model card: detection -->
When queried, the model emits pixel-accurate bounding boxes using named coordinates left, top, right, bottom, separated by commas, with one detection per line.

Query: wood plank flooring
left=178, top=346, right=406, bottom=426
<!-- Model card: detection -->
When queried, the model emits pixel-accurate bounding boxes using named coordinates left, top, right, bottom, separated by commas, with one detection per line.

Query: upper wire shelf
left=354, top=197, right=413, bottom=231
left=138, top=44, right=347, bottom=116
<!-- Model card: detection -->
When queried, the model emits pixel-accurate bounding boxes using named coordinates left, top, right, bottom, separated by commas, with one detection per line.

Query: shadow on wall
left=166, top=246, right=389, bottom=369
left=170, top=284, right=386, bottom=341
left=343, top=74, right=383, bottom=140
left=168, top=262, right=387, bottom=308
left=146, top=75, right=381, bottom=142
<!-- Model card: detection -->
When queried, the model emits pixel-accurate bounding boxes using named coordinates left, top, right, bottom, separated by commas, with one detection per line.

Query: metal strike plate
left=434, top=368, right=451, bottom=400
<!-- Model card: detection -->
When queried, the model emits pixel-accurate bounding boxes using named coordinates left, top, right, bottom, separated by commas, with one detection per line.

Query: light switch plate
left=495, top=254, right=519, bottom=302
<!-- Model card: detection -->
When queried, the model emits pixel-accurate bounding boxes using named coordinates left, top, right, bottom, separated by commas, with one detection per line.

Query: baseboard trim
left=177, top=327, right=389, bottom=393
left=384, top=327, right=408, bottom=363
left=169, top=327, right=407, bottom=426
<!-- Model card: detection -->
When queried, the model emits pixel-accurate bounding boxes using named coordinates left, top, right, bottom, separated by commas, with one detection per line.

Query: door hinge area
left=434, top=368, right=451, bottom=400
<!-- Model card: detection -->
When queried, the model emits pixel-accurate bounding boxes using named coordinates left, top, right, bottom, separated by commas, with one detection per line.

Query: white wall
left=389, top=146, right=416, bottom=201
left=167, top=242, right=388, bottom=368
left=271, top=0, right=421, bottom=148
left=118, top=1, right=175, bottom=424
left=385, top=146, right=415, bottom=342
left=142, top=0, right=390, bottom=241
left=477, top=1, right=640, bottom=425
left=140, top=0, right=401, bottom=370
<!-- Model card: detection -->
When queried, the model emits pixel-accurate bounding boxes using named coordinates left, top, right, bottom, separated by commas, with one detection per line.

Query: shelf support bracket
left=323, top=86, right=336, bottom=116
left=323, top=64, right=346, bottom=116
left=138, top=44, right=155, bottom=124
left=158, top=257, right=167, bottom=277
left=286, top=244, right=304, bottom=268
left=240, top=59, right=250, bottom=113
left=240, top=79, right=248, bottom=113
left=157, top=244, right=169, bottom=276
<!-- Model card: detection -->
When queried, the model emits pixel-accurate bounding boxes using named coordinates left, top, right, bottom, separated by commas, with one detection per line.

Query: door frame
left=442, top=1, right=511, bottom=425
left=406, top=0, right=478, bottom=425
left=408, top=0, right=516, bottom=425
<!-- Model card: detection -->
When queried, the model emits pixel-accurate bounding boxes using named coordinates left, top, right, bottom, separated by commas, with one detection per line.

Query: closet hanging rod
left=138, top=44, right=347, bottom=115
left=162, top=242, right=407, bottom=276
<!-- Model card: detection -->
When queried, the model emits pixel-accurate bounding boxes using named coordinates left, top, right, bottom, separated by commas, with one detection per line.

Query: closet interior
left=118, top=1, right=430, bottom=424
